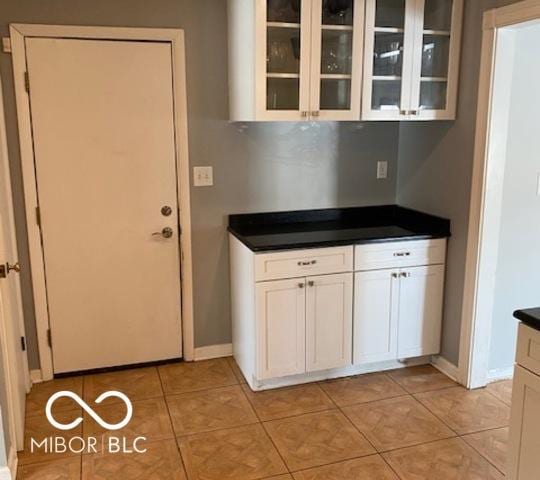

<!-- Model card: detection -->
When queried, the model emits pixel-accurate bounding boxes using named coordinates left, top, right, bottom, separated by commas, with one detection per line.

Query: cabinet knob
left=401, top=272, right=411, bottom=278
left=391, top=273, right=399, bottom=278
left=298, top=282, right=305, bottom=289
left=308, top=281, right=315, bottom=287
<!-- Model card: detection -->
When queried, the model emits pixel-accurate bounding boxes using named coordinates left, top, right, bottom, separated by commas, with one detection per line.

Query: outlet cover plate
left=377, top=161, right=388, bottom=179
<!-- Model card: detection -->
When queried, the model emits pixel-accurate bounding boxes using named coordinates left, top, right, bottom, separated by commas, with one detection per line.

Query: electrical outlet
left=193, top=166, right=213, bottom=187
left=377, top=161, right=388, bottom=179
left=2, top=37, right=11, bottom=53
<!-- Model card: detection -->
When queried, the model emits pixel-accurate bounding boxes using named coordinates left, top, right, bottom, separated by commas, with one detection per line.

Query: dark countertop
left=228, top=205, right=451, bottom=252
left=514, top=308, right=540, bottom=332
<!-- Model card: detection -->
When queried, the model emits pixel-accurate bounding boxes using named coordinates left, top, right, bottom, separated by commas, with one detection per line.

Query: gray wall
left=0, top=0, right=400, bottom=367
left=490, top=24, right=540, bottom=373
left=396, top=0, right=521, bottom=365
left=0, top=350, right=11, bottom=465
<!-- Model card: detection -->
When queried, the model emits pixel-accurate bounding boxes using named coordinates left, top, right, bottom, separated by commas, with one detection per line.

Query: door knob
left=152, top=227, right=173, bottom=239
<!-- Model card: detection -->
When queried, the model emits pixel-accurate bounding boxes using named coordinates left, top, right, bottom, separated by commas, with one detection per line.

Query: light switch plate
left=193, top=166, right=213, bottom=187
left=377, top=161, right=388, bottom=179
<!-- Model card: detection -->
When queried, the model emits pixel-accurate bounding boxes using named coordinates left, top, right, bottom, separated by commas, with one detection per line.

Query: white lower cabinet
left=256, top=278, right=306, bottom=380
left=508, top=323, right=540, bottom=480
left=397, top=265, right=445, bottom=358
left=353, top=269, right=399, bottom=364
left=230, top=235, right=447, bottom=389
left=354, top=240, right=446, bottom=365
left=306, top=273, right=353, bottom=373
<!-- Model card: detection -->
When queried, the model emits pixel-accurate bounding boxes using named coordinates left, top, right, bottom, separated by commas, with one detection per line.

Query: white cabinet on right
left=353, top=239, right=446, bottom=365
left=362, top=0, right=464, bottom=121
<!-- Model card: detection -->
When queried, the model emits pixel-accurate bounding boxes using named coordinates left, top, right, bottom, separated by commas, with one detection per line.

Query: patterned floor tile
left=83, top=367, right=163, bottom=406
left=26, top=377, right=83, bottom=417
left=17, top=456, right=81, bottom=480
left=462, top=427, right=509, bottom=474
left=82, top=438, right=186, bottom=479
left=415, top=387, right=511, bottom=435
left=388, top=365, right=457, bottom=394
left=178, top=424, right=287, bottom=480
left=319, top=373, right=407, bottom=407
left=292, top=455, right=399, bottom=480
left=343, top=396, right=455, bottom=452
left=264, top=410, right=375, bottom=471
left=242, top=384, right=335, bottom=421
left=82, top=397, right=174, bottom=445
left=19, top=410, right=83, bottom=465
left=227, top=357, right=248, bottom=384
left=382, top=438, right=504, bottom=480
left=486, top=379, right=513, bottom=406
left=167, top=385, right=258, bottom=436
left=159, top=359, right=237, bottom=395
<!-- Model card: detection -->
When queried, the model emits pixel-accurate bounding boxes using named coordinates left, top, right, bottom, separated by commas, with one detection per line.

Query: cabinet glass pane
left=320, top=79, right=351, bottom=110
left=419, top=81, right=447, bottom=110
left=321, top=30, right=353, bottom=75
left=372, top=80, right=401, bottom=110
left=267, top=27, right=301, bottom=74
left=322, top=0, right=354, bottom=26
left=375, top=0, right=406, bottom=28
left=421, top=35, right=450, bottom=78
left=373, top=32, right=403, bottom=76
left=267, top=78, right=300, bottom=110
left=424, top=0, right=453, bottom=31
left=267, top=0, right=301, bottom=23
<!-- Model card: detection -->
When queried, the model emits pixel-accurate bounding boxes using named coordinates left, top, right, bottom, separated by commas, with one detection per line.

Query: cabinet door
left=353, top=269, right=399, bottom=365
left=362, top=0, right=416, bottom=120
left=306, top=273, right=353, bottom=372
left=309, top=0, right=364, bottom=120
left=409, top=0, right=463, bottom=120
left=257, top=0, right=312, bottom=120
left=508, top=365, right=540, bottom=480
left=256, top=278, right=306, bottom=379
left=397, top=265, right=444, bottom=358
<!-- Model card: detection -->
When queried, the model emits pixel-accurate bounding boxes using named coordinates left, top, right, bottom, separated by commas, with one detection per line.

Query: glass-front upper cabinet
left=309, top=0, right=364, bottom=120
left=362, top=0, right=463, bottom=121
left=228, top=0, right=364, bottom=121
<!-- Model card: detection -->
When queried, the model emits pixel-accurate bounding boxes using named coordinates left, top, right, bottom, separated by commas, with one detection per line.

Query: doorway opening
left=460, top=2, right=540, bottom=389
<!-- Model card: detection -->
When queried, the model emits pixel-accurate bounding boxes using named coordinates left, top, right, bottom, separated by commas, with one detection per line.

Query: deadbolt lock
left=161, top=206, right=172, bottom=217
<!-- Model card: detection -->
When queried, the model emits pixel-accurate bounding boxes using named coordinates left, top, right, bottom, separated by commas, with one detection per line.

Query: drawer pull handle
left=297, top=260, right=317, bottom=266
left=393, top=252, right=411, bottom=257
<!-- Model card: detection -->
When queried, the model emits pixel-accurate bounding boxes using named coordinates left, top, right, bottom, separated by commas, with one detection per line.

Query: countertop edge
left=514, top=308, right=540, bottom=332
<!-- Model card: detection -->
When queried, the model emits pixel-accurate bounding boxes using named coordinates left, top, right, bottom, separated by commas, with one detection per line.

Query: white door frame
left=0, top=71, right=28, bottom=453
left=459, top=0, right=540, bottom=389
left=9, top=24, right=195, bottom=381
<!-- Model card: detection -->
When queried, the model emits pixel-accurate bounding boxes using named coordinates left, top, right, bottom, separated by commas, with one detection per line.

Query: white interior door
left=26, top=38, right=183, bottom=373
left=306, top=273, right=353, bottom=372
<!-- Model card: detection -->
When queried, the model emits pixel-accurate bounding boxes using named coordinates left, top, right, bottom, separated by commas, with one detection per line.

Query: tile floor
left=17, top=359, right=513, bottom=480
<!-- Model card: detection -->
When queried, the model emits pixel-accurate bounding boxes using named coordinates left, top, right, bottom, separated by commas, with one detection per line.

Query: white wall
left=489, top=23, right=540, bottom=374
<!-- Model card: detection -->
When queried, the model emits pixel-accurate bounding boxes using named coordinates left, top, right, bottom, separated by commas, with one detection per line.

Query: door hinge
left=20, top=336, right=26, bottom=352
left=36, top=206, right=41, bottom=227
left=47, top=329, right=52, bottom=348
left=24, top=71, right=30, bottom=93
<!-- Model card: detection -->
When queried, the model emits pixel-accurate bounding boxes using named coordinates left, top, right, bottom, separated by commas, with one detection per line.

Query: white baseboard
left=29, top=369, right=42, bottom=384
left=250, top=357, right=432, bottom=391
left=194, top=343, right=233, bottom=361
left=431, top=355, right=460, bottom=383
left=487, top=366, right=514, bottom=383
left=0, top=467, right=11, bottom=480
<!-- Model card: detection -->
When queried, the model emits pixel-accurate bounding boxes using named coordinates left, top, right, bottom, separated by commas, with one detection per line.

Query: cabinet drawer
left=354, top=239, right=446, bottom=271
left=517, top=323, right=540, bottom=376
left=255, top=246, right=353, bottom=282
